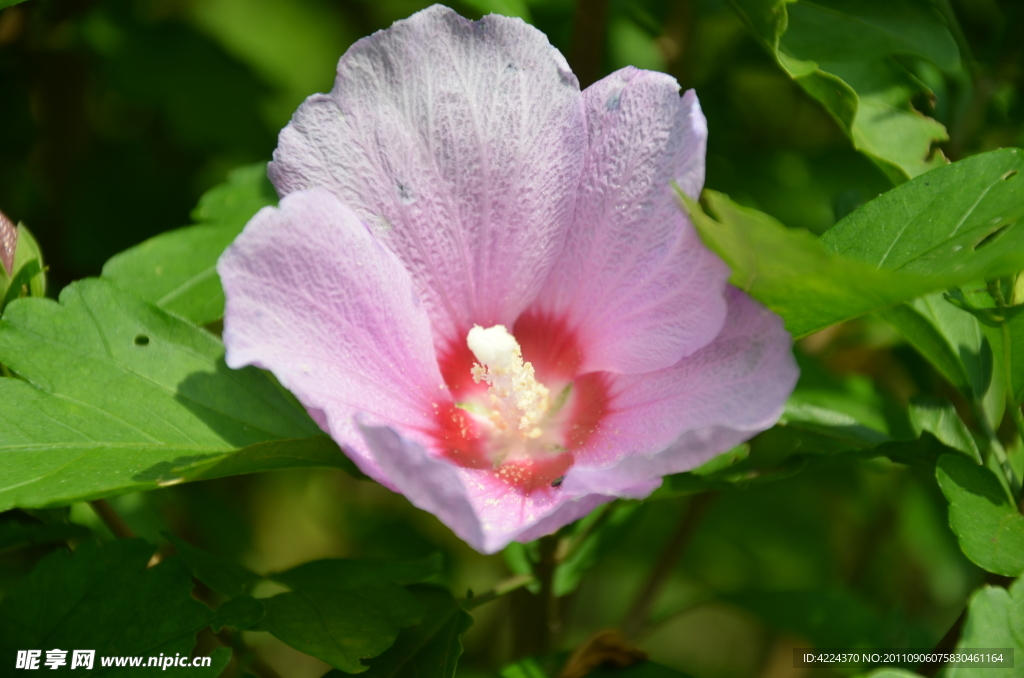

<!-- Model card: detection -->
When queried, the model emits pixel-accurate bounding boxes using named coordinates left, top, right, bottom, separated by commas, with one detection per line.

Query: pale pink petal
left=454, top=469, right=656, bottom=553
left=218, top=188, right=446, bottom=480
left=269, top=5, right=587, bottom=347
left=533, top=67, right=729, bottom=375
left=563, top=288, right=798, bottom=495
left=358, top=421, right=486, bottom=551
left=357, top=421, right=651, bottom=554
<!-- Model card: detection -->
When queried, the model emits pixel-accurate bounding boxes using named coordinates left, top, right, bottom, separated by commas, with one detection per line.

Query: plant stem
left=510, top=534, right=561, bottom=658
left=462, top=574, right=537, bottom=611
left=535, top=534, right=560, bottom=655
left=89, top=499, right=135, bottom=539
left=622, top=493, right=715, bottom=638
left=556, top=501, right=617, bottom=563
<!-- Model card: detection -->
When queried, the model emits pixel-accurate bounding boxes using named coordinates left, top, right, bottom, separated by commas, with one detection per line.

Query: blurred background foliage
left=1, top=0, right=1023, bottom=676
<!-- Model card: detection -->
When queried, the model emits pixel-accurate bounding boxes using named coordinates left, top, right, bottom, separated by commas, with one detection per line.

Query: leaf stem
left=88, top=499, right=135, bottom=540
left=622, top=493, right=715, bottom=638
left=462, top=574, right=537, bottom=611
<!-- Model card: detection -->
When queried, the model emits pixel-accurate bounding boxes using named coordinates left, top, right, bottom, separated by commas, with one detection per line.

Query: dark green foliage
left=0, top=278, right=356, bottom=511
left=0, top=538, right=234, bottom=676
left=262, top=556, right=442, bottom=672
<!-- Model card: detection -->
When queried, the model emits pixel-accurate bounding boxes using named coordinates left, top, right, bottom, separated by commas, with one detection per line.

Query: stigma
left=467, top=324, right=550, bottom=437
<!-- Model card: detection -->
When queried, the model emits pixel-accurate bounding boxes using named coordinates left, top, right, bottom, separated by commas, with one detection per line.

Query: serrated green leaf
left=262, top=557, right=441, bottom=673
left=102, top=163, right=276, bottom=325
left=0, top=538, right=232, bottom=676
left=687, top=151, right=1024, bottom=338
left=947, top=579, right=1024, bottom=678
left=0, top=278, right=357, bottom=511
left=357, top=586, right=474, bottom=678
left=729, top=0, right=958, bottom=181
left=936, top=454, right=1024, bottom=576
left=164, top=531, right=261, bottom=598
left=821, top=149, right=1024, bottom=275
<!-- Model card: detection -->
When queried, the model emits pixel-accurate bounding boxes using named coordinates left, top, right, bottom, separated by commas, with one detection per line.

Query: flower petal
left=453, top=469, right=655, bottom=553
left=218, top=188, right=446, bottom=480
left=269, top=5, right=587, bottom=346
left=358, top=421, right=486, bottom=550
left=534, top=67, right=729, bottom=375
left=564, top=287, right=798, bottom=495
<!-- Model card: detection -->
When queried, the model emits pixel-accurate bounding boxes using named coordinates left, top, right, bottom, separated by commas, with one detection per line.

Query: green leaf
left=210, top=594, right=265, bottom=633
left=164, top=531, right=261, bottom=598
left=102, top=163, right=276, bottom=325
left=936, top=454, right=1024, bottom=576
left=821, top=149, right=1024, bottom=275
left=11, top=223, right=46, bottom=300
left=0, top=516, right=91, bottom=550
left=1, top=222, right=47, bottom=314
left=0, top=278, right=357, bottom=511
left=263, top=556, right=441, bottom=673
left=553, top=502, right=640, bottom=596
left=948, top=578, right=1024, bottom=678
left=357, top=586, right=474, bottom=678
left=880, top=293, right=1004, bottom=431
left=954, top=292, right=1024, bottom=407
left=990, top=304, right=1024, bottom=406
left=0, top=538, right=233, bottom=676
left=686, top=151, right=1024, bottom=338
left=0, top=1, right=30, bottom=12
left=729, top=0, right=958, bottom=181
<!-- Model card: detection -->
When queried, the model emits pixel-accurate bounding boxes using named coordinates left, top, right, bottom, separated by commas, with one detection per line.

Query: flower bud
left=0, top=210, right=15, bottom=278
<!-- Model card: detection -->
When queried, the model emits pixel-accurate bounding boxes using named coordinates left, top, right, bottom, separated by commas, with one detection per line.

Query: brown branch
left=89, top=499, right=135, bottom=539
left=622, top=493, right=715, bottom=638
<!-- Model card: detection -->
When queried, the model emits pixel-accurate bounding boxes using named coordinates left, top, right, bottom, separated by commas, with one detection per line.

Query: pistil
left=467, top=325, right=551, bottom=437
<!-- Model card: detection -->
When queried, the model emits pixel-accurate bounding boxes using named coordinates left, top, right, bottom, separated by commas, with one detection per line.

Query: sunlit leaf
left=687, top=151, right=1024, bottom=337
left=729, top=0, right=959, bottom=181
left=936, top=454, right=1024, bottom=576
left=947, top=578, right=1024, bottom=678
left=0, top=278, right=357, bottom=512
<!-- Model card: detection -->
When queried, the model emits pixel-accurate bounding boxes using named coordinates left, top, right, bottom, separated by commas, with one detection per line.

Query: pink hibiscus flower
left=218, top=5, right=798, bottom=554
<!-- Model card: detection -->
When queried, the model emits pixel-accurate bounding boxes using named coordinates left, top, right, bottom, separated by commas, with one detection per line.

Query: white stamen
left=467, top=325, right=550, bottom=436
